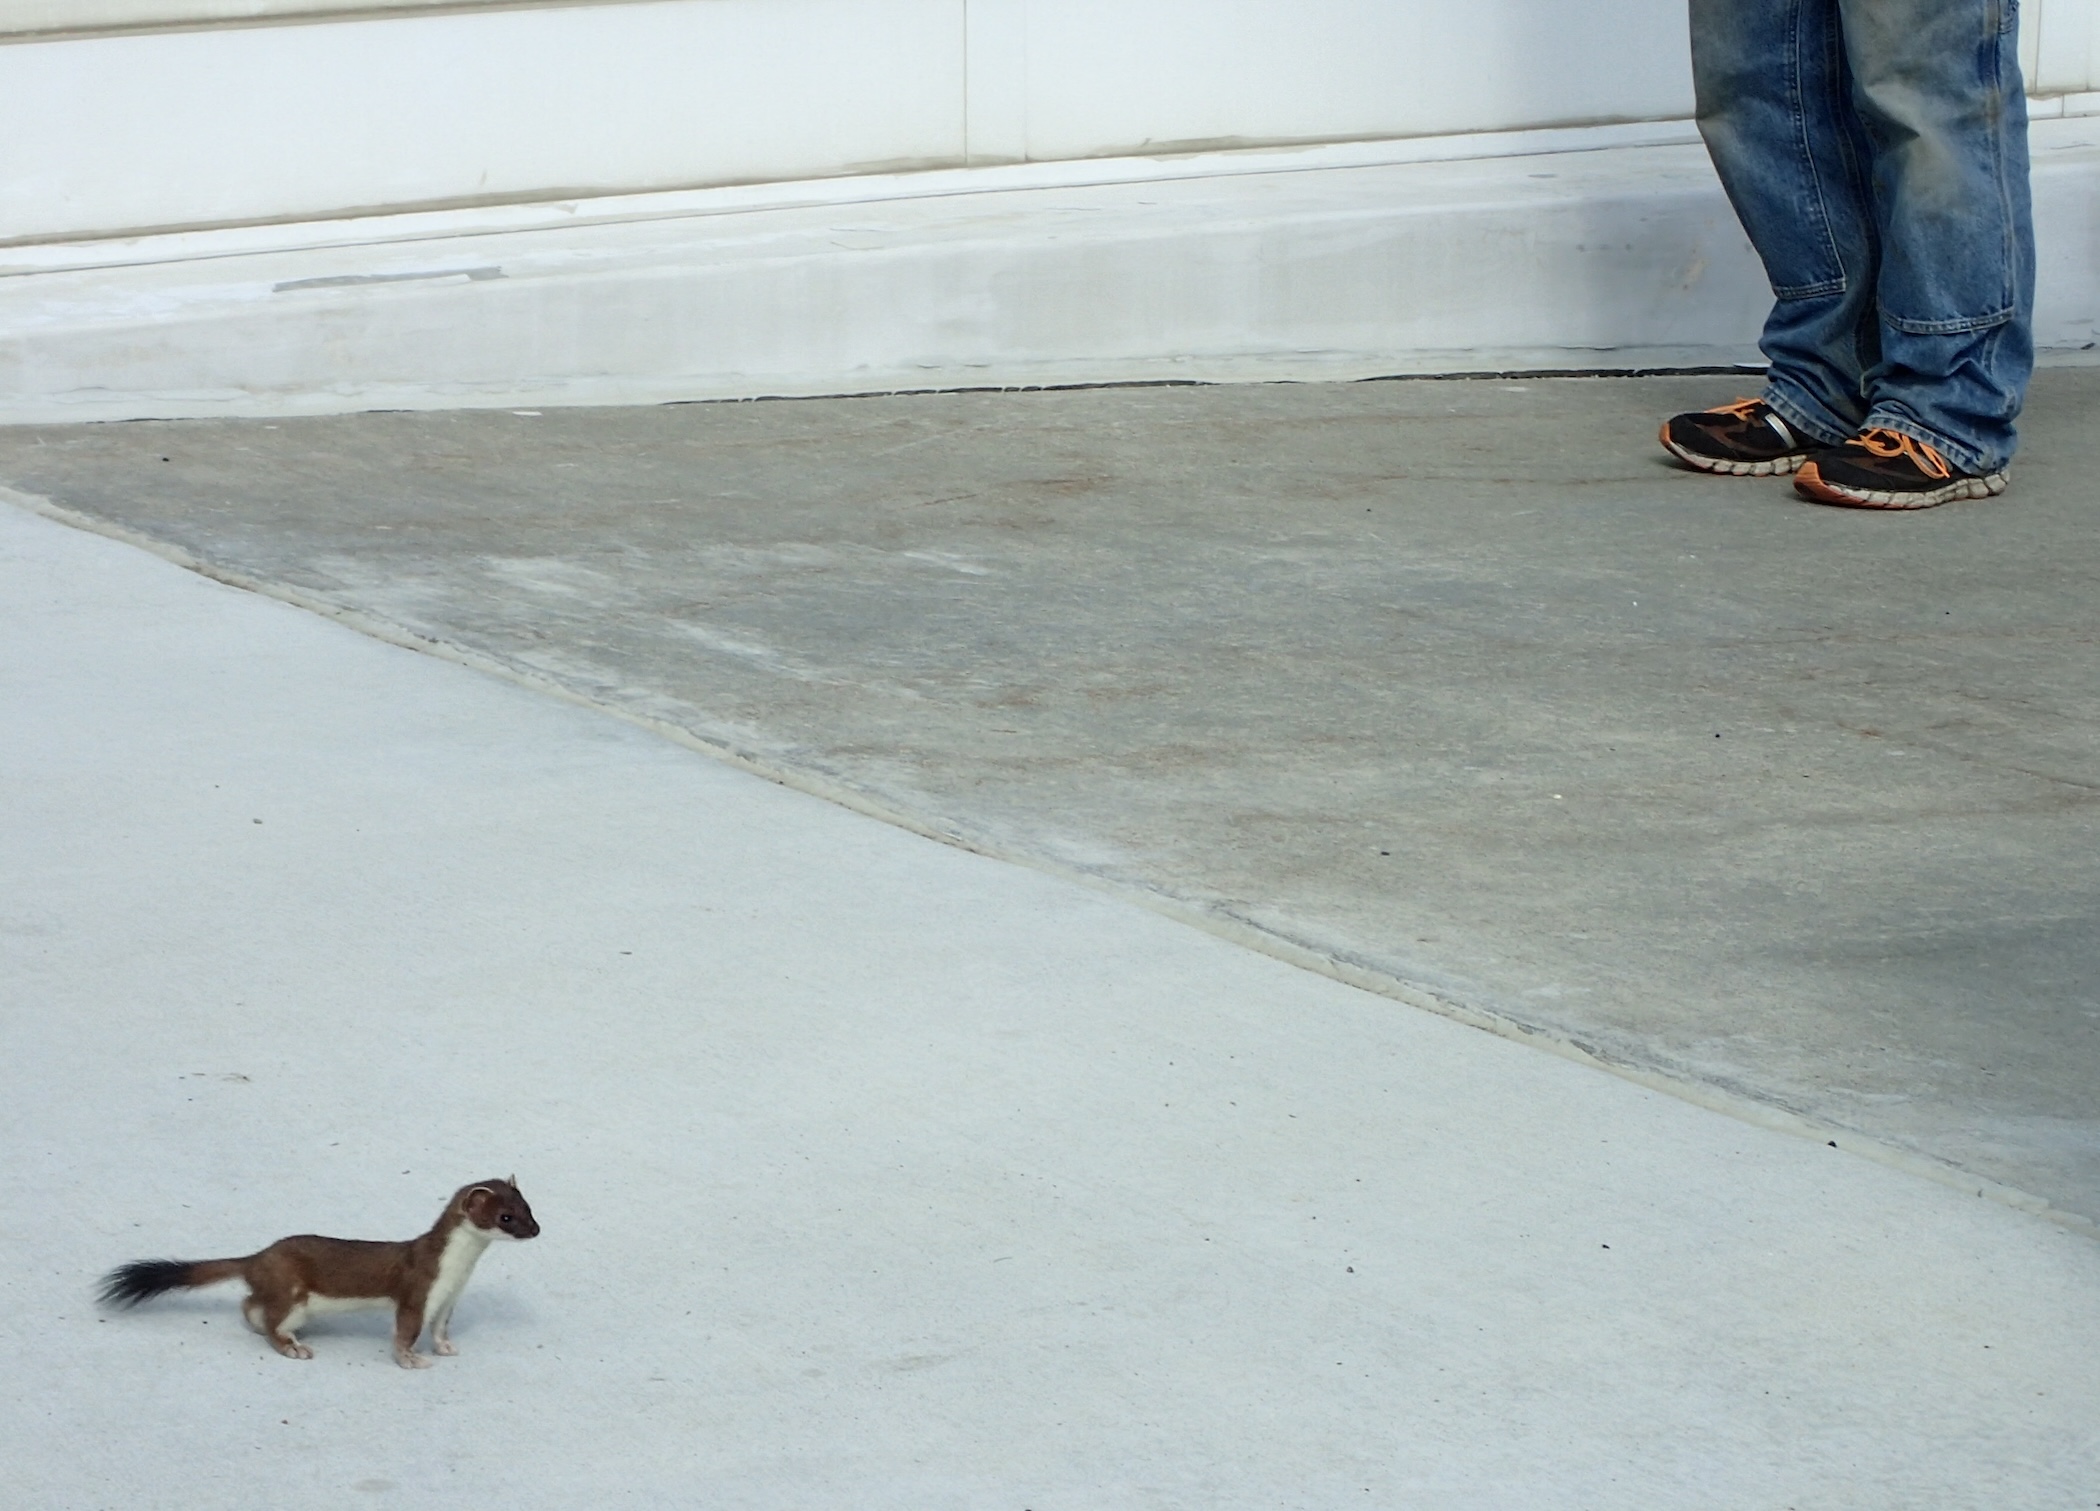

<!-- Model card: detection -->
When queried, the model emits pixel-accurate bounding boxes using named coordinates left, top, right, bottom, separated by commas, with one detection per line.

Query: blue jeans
left=1690, top=0, right=2035, bottom=473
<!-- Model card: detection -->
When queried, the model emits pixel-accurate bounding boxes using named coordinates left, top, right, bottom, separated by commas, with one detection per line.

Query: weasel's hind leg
left=267, top=1322, right=314, bottom=1360
left=255, top=1293, right=315, bottom=1360
left=243, top=1251, right=315, bottom=1359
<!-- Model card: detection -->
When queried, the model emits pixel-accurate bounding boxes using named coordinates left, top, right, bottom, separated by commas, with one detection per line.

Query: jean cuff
left=1760, top=382, right=1856, bottom=450
left=1860, top=411, right=2002, bottom=478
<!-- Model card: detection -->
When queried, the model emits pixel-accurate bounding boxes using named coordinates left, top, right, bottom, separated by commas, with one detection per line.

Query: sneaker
left=1659, top=397, right=1820, bottom=476
left=1793, top=428, right=2009, bottom=509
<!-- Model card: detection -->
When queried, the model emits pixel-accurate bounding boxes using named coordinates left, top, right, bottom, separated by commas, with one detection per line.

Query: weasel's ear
left=507, top=1173, right=517, bottom=1188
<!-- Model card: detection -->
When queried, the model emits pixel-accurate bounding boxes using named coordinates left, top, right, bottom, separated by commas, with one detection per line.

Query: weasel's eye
left=500, top=1214, right=513, bottom=1224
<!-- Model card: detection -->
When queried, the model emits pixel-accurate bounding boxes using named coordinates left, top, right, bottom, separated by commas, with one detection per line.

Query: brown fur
left=100, top=1178, right=539, bottom=1368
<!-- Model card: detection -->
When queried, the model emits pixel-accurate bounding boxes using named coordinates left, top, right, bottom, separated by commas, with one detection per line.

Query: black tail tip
left=99, top=1259, right=192, bottom=1309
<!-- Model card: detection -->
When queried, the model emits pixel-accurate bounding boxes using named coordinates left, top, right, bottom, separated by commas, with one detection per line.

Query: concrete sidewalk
left=4, top=455, right=2099, bottom=1508
left=3, top=371, right=2097, bottom=1229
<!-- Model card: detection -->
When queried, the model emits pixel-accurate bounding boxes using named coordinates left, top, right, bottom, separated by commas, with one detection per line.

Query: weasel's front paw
left=434, top=1339, right=458, bottom=1357
left=394, top=1350, right=436, bottom=1370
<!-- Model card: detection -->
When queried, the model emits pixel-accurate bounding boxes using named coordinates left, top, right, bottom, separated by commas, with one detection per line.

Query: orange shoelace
left=1710, top=397, right=1765, bottom=420
left=1854, top=427, right=1952, bottom=479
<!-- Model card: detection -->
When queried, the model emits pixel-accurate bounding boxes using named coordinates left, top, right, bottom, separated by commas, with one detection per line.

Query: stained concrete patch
left=2, top=372, right=2096, bottom=1222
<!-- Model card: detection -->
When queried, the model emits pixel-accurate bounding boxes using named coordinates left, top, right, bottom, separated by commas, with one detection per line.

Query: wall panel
left=1015, top=0, right=1693, bottom=159
left=0, top=0, right=968, bottom=242
left=2036, top=0, right=2100, bottom=91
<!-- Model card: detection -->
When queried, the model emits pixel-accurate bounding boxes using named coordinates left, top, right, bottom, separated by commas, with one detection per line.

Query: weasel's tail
left=98, top=1257, right=245, bottom=1308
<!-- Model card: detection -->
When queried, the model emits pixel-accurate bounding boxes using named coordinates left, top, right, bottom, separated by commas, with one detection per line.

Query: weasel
left=99, top=1177, right=539, bottom=1368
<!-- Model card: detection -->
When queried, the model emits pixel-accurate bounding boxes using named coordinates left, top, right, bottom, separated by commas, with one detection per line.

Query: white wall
left=2035, top=0, right=2100, bottom=91
left=2, top=0, right=1707, bottom=244
left=1, top=1, right=970, bottom=242
left=970, top=0, right=1693, bottom=163
left=7, top=0, right=2090, bottom=247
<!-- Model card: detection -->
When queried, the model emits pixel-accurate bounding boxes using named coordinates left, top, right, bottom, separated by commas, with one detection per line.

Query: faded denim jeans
left=1691, top=0, right=2034, bottom=473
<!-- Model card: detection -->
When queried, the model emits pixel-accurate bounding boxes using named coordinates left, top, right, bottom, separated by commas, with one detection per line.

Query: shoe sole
left=1794, top=466, right=2009, bottom=510
left=1658, top=425, right=1808, bottom=477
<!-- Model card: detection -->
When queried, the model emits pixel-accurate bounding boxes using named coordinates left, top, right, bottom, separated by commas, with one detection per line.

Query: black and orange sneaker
left=1793, top=428, right=2009, bottom=510
left=1659, top=397, right=1820, bottom=476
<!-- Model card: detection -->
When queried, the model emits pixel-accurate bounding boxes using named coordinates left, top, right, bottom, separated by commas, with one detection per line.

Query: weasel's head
left=458, top=1177, right=540, bottom=1241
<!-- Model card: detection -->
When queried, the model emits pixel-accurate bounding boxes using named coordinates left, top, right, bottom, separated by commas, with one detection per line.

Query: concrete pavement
left=4, top=449, right=2100, bottom=1508
left=3, top=371, right=2097, bottom=1229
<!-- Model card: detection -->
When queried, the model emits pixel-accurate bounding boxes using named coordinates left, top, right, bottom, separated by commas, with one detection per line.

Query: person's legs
left=1689, top=0, right=1882, bottom=448
left=1838, top=0, right=2034, bottom=477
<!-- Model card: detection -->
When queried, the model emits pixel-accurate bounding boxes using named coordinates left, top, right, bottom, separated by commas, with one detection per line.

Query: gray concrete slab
left=4, top=371, right=2097, bottom=1225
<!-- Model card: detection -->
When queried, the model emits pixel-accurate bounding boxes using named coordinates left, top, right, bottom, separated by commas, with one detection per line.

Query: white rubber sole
left=1660, top=434, right=1811, bottom=477
left=1795, top=468, right=2010, bottom=509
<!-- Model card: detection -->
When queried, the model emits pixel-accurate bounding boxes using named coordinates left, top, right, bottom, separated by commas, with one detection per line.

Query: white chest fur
left=426, top=1222, right=494, bottom=1318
